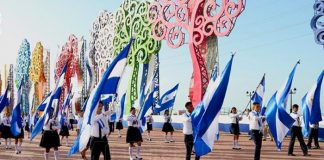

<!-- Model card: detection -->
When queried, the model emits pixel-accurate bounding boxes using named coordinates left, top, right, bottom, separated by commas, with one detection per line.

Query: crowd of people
left=0, top=100, right=322, bottom=160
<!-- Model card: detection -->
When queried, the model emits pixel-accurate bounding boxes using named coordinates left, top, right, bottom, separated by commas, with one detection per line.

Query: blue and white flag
left=117, top=93, right=126, bottom=120
left=0, top=85, right=10, bottom=113
left=11, top=82, right=23, bottom=136
left=30, top=92, right=52, bottom=128
left=138, top=72, right=157, bottom=133
left=251, top=75, right=266, bottom=115
left=154, top=84, right=179, bottom=113
left=31, top=65, right=67, bottom=140
left=265, top=61, right=299, bottom=150
left=302, top=70, right=324, bottom=137
left=58, top=91, right=73, bottom=128
left=192, top=55, right=234, bottom=157
left=68, top=38, right=132, bottom=156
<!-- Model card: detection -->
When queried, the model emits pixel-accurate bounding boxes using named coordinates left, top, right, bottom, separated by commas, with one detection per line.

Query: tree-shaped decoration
left=8, top=64, right=14, bottom=112
left=44, top=50, right=50, bottom=97
left=29, top=42, right=46, bottom=108
left=91, top=11, right=116, bottom=77
left=311, top=0, right=324, bottom=48
left=15, top=39, right=31, bottom=114
left=114, top=0, right=161, bottom=109
left=54, top=35, right=81, bottom=108
left=149, top=0, right=245, bottom=106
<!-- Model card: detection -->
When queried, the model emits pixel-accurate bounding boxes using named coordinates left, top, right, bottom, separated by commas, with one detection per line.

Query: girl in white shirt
left=229, top=107, right=242, bottom=150
left=146, top=114, right=153, bottom=141
left=162, top=110, right=174, bottom=143
left=2, top=110, right=12, bottom=149
left=39, top=108, right=60, bottom=160
left=126, top=107, right=143, bottom=160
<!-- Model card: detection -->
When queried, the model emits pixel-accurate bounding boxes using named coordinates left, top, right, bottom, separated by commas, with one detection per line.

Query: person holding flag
left=89, top=101, right=111, bottom=160
left=303, top=70, right=324, bottom=150
left=11, top=82, right=24, bottom=154
left=288, top=104, right=309, bottom=156
left=183, top=102, right=200, bottom=160
left=249, top=102, right=265, bottom=160
left=40, top=107, right=61, bottom=160
left=59, top=112, right=70, bottom=146
left=126, top=107, right=143, bottom=160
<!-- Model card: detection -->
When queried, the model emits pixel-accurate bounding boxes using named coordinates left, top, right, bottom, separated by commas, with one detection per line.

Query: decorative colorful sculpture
left=311, top=0, right=324, bottom=48
left=15, top=39, right=31, bottom=114
left=149, top=0, right=245, bottom=106
left=44, top=50, right=50, bottom=97
left=91, top=11, right=116, bottom=77
left=29, top=42, right=46, bottom=108
left=54, top=35, right=81, bottom=108
left=114, top=0, right=161, bottom=109
left=8, top=64, right=14, bottom=112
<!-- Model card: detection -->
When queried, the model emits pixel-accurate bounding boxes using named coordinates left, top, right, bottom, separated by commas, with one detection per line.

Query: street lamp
left=289, top=88, right=297, bottom=113
left=246, top=91, right=255, bottom=110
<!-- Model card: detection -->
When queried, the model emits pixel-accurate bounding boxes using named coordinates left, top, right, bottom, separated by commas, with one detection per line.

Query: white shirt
left=68, top=113, right=74, bottom=120
left=310, top=123, right=319, bottom=129
left=90, top=113, right=109, bottom=138
left=290, top=112, right=301, bottom=127
left=164, top=115, right=171, bottom=123
left=249, top=111, right=263, bottom=130
left=127, top=114, right=139, bottom=127
left=43, top=118, right=60, bottom=131
left=229, top=113, right=242, bottom=124
left=146, top=115, right=153, bottom=124
left=77, top=117, right=83, bottom=130
left=182, top=112, right=193, bottom=135
left=2, top=116, right=11, bottom=127
left=108, top=112, right=115, bottom=122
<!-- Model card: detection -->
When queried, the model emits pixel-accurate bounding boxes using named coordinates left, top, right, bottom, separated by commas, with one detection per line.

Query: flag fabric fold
left=117, top=93, right=126, bottom=120
left=153, top=84, right=179, bottom=114
left=302, top=70, right=324, bottom=136
left=191, top=55, right=234, bottom=157
left=11, top=82, right=23, bottom=136
left=0, top=85, right=10, bottom=113
left=68, top=38, right=132, bottom=156
left=265, top=62, right=299, bottom=150
left=251, top=75, right=266, bottom=115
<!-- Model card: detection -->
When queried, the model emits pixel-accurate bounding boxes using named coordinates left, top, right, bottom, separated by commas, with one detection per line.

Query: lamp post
left=289, top=88, right=297, bottom=113
left=246, top=91, right=255, bottom=110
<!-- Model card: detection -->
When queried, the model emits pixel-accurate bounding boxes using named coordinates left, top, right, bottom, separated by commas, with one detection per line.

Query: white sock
left=118, top=130, right=121, bottom=136
left=129, top=147, right=133, bottom=159
left=54, top=151, right=59, bottom=160
left=66, top=138, right=69, bottom=145
left=9, top=139, right=11, bottom=147
left=170, top=135, right=174, bottom=141
left=5, top=139, right=8, bottom=147
left=136, top=146, right=141, bottom=158
left=15, top=144, right=18, bottom=151
left=236, top=140, right=240, bottom=147
left=233, top=141, right=236, bottom=148
left=44, top=152, right=49, bottom=160
left=164, top=135, right=168, bottom=141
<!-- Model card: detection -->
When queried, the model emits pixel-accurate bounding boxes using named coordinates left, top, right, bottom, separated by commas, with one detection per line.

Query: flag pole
left=241, top=73, right=265, bottom=115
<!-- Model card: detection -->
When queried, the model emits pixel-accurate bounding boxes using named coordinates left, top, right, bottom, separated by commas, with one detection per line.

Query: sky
left=0, top=0, right=323, bottom=113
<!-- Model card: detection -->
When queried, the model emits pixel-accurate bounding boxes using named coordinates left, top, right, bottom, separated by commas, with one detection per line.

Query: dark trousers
left=90, top=136, right=111, bottom=160
left=307, top=128, right=320, bottom=148
left=109, top=122, right=115, bottom=132
left=251, top=130, right=263, bottom=160
left=69, top=119, right=74, bottom=131
left=184, top=134, right=200, bottom=160
left=288, top=126, right=308, bottom=154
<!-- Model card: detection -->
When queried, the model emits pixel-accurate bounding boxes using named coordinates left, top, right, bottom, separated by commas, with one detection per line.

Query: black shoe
left=288, top=153, right=296, bottom=156
left=307, top=145, right=312, bottom=149
left=303, top=153, right=311, bottom=156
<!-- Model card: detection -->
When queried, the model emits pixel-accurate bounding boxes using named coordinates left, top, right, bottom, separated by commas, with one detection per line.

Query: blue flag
left=11, top=82, right=23, bottom=136
left=117, top=93, right=126, bottom=120
left=192, top=55, right=234, bottom=156
left=68, top=38, right=132, bottom=156
left=302, top=70, right=324, bottom=136
left=0, top=85, right=10, bottom=113
left=265, top=61, right=299, bottom=150
left=251, top=75, right=266, bottom=115
left=154, top=84, right=179, bottom=113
